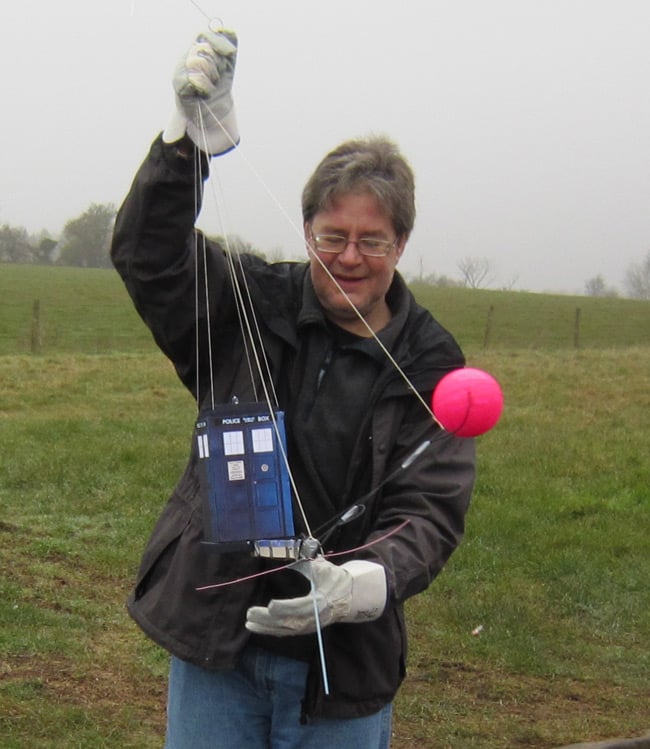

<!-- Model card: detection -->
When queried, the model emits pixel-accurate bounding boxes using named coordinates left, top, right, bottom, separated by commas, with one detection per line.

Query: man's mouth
left=334, top=275, right=365, bottom=292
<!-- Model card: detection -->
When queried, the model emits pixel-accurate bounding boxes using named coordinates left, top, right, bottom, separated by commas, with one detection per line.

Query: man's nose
left=338, top=239, right=364, bottom=261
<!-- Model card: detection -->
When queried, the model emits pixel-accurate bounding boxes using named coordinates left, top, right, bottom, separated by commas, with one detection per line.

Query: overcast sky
left=2, top=0, right=649, bottom=293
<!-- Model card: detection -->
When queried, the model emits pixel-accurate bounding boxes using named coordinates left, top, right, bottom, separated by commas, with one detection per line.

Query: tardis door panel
left=250, top=434, right=280, bottom=535
left=196, top=405, right=295, bottom=548
left=206, top=427, right=250, bottom=541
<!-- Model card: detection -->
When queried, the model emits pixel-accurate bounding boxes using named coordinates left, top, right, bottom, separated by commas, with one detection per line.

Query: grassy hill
left=410, top=281, right=650, bottom=351
left=0, top=263, right=649, bottom=747
left=0, top=265, right=155, bottom=355
left=1, top=264, right=649, bottom=355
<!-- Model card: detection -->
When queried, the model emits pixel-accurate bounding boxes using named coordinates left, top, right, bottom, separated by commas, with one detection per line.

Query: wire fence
left=2, top=289, right=650, bottom=357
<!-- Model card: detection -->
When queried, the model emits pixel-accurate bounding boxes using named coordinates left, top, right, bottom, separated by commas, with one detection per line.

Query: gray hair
left=301, top=136, right=416, bottom=238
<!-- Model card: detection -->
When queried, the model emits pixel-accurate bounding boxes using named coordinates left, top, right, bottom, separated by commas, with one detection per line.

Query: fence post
left=31, top=299, right=42, bottom=354
left=573, top=307, right=581, bottom=349
left=483, top=304, right=494, bottom=349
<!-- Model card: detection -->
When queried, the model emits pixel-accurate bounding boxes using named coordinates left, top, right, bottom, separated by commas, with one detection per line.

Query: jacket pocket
left=133, top=497, right=193, bottom=600
left=132, top=464, right=200, bottom=599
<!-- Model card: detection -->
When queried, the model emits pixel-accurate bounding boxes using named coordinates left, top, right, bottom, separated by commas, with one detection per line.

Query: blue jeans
left=164, top=646, right=393, bottom=748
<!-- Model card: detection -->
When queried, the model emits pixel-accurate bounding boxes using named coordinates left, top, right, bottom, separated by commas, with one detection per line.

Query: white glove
left=245, top=557, right=387, bottom=637
left=163, top=29, right=239, bottom=156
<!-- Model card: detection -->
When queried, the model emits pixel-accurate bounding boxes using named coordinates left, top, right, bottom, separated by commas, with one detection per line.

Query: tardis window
left=252, top=427, right=274, bottom=453
left=223, top=430, right=244, bottom=456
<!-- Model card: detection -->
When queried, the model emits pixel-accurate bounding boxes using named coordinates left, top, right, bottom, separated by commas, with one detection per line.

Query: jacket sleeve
left=110, top=134, right=233, bottom=395
left=359, top=400, right=476, bottom=606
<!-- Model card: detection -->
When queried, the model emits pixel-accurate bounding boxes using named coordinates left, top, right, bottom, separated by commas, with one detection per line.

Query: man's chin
left=326, top=297, right=366, bottom=321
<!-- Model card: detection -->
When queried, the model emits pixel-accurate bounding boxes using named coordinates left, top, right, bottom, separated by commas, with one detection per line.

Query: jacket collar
left=297, top=268, right=410, bottom=355
left=295, top=265, right=462, bottom=394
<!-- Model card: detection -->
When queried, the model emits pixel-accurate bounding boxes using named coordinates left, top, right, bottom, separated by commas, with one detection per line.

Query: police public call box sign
left=195, top=402, right=295, bottom=552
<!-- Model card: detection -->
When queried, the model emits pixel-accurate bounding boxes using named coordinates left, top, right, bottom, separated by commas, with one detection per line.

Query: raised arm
left=111, top=28, right=242, bottom=393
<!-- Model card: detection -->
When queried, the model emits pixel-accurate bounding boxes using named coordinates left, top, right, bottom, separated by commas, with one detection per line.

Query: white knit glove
left=245, top=557, right=387, bottom=637
left=163, top=28, right=239, bottom=155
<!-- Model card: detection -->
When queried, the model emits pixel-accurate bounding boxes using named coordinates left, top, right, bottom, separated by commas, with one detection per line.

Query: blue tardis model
left=196, top=401, right=295, bottom=554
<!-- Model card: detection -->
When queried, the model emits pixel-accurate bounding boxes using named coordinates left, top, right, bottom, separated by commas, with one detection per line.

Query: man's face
left=305, top=192, right=405, bottom=336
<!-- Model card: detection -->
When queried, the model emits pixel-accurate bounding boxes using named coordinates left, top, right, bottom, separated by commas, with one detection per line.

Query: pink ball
left=432, top=368, right=503, bottom=437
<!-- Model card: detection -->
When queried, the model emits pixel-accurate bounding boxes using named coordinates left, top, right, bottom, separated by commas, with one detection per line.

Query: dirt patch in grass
left=3, top=643, right=647, bottom=748
left=1, top=633, right=167, bottom=744
left=394, top=659, right=649, bottom=749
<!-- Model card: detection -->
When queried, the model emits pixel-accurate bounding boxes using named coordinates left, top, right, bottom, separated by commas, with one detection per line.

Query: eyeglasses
left=310, top=233, right=397, bottom=258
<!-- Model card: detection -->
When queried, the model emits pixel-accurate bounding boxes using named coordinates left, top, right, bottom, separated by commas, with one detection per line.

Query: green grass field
left=0, top=264, right=649, bottom=748
left=2, top=265, right=649, bottom=355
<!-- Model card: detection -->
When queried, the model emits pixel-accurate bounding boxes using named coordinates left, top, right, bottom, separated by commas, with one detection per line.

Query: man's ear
left=303, top=222, right=312, bottom=257
left=395, top=235, right=408, bottom=262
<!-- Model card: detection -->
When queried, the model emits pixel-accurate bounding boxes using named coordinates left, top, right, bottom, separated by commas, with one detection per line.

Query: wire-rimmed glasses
left=310, top=233, right=397, bottom=258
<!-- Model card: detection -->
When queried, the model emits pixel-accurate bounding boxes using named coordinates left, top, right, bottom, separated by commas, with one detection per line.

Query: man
left=111, top=28, right=475, bottom=749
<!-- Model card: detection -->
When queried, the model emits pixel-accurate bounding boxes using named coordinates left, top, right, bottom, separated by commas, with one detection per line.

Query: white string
left=193, top=147, right=217, bottom=410
left=197, top=104, right=281, bottom=407
left=177, top=11, right=434, bottom=696
left=192, top=76, right=448, bottom=541
left=194, top=171, right=201, bottom=405
left=197, top=111, right=259, bottom=402
left=196, top=105, right=314, bottom=538
left=200, top=104, right=443, bottom=429
left=231, top=248, right=280, bottom=408
left=187, top=0, right=212, bottom=22
left=195, top=520, right=411, bottom=591
left=307, top=245, right=441, bottom=424
left=309, top=571, right=330, bottom=695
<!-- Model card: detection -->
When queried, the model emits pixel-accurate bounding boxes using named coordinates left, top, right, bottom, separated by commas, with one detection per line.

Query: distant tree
left=499, top=274, right=520, bottom=291
left=226, top=234, right=266, bottom=259
left=457, top=256, right=494, bottom=289
left=422, top=272, right=463, bottom=288
left=31, top=230, right=58, bottom=265
left=204, top=233, right=266, bottom=259
left=57, top=202, right=115, bottom=268
left=0, top=223, right=32, bottom=263
left=220, top=234, right=266, bottom=260
left=624, top=252, right=650, bottom=300
left=267, top=246, right=286, bottom=263
left=585, top=274, right=618, bottom=298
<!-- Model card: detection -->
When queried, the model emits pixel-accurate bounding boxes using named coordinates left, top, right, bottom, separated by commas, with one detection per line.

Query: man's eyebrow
left=314, top=226, right=391, bottom=237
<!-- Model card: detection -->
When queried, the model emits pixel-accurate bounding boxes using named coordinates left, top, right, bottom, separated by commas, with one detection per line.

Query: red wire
left=194, top=519, right=411, bottom=592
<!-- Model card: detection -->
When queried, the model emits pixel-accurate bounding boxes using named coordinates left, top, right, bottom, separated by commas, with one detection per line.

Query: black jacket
left=111, top=136, right=476, bottom=721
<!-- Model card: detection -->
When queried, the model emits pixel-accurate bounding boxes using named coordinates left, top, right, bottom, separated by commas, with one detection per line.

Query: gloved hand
left=162, top=28, right=239, bottom=156
left=245, top=557, right=387, bottom=637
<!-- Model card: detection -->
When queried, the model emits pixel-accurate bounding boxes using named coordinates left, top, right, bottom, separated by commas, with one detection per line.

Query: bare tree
left=457, top=256, right=494, bottom=289
left=585, top=274, right=618, bottom=297
left=500, top=274, right=520, bottom=291
left=624, top=252, right=650, bottom=299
